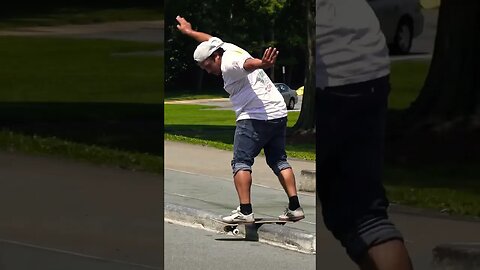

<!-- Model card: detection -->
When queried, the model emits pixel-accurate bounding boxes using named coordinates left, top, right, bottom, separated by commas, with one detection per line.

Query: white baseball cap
left=193, top=37, right=224, bottom=62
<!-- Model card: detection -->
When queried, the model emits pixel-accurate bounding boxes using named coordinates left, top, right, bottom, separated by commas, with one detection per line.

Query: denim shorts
left=316, top=76, right=404, bottom=263
left=231, top=117, right=291, bottom=175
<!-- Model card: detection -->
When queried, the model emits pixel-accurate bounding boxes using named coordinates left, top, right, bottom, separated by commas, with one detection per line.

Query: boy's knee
left=267, top=160, right=291, bottom=175
left=331, top=216, right=404, bottom=263
left=231, top=162, right=252, bottom=175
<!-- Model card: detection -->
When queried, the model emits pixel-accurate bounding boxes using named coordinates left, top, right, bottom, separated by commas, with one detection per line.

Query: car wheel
left=287, top=98, right=295, bottom=110
left=391, top=18, right=413, bottom=55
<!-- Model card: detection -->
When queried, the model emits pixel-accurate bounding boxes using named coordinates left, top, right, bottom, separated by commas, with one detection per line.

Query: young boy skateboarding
left=176, top=16, right=305, bottom=223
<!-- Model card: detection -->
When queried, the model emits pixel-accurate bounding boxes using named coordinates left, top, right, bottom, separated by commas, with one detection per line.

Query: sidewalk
left=0, top=20, right=164, bottom=44
left=164, top=140, right=316, bottom=192
left=164, top=140, right=317, bottom=253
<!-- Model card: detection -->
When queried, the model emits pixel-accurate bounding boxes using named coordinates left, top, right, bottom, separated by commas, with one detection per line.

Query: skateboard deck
left=215, top=218, right=294, bottom=235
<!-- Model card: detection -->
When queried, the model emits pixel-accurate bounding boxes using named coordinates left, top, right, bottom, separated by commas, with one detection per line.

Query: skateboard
left=215, top=218, right=294, bottom=235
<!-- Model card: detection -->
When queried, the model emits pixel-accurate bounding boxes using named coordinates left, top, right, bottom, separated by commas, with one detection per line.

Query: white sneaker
left=221, top=206, right=255, bottom=223
left=279, top=207, right=305, bottom=221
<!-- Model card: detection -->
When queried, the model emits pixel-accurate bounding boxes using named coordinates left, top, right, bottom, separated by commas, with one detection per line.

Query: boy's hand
left=176, top=16, right=193, bottom=35
left=243, top=47, right=279, bottom=71
left=261, top=47, right=279, bottom=68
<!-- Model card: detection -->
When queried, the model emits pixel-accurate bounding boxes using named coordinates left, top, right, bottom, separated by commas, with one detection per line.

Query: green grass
left=389, top=59, right=431, bottom=109
left=0, top=36, right=164, bottom=167
left=0, top=37, right=163, bottom=102
left=0, top=129, right=163, bottom=173
left=165, top=94, right=228, bottom=101
left=0, top=7, right=163, bottom=29
left=164, top=104, right=313, bottom=160
left=384, top=165, right=480, bottom=217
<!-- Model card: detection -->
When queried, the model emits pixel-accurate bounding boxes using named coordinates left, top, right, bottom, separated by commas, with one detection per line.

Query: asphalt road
left=0, top=239, right=157, bottom=270
left=164, top=221, right=315, bottom=270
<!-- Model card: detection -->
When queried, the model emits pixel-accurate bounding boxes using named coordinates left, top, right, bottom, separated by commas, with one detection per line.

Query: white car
left=368, top=0, right=424, bottom=54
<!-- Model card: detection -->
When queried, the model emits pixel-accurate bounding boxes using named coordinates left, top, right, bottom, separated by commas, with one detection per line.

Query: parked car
left=367, top=0, right=424, bottom=54
left=274, top=83, right=298, bottom=110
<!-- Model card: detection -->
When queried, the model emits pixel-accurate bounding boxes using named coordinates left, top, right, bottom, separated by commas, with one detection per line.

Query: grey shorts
left=231, top=117, right=291, bottom=175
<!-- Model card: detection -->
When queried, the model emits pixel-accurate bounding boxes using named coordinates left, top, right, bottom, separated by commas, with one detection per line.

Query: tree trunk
left=292, top=0, right=316, bottom=133
left=195, top=68, right=204, bottom=93
left=405, top=0, right=480, bottom=131
left=387, top=0, right=480, bottom=164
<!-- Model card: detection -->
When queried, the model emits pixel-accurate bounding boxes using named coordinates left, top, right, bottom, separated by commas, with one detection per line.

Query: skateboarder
left=176, top=15, right=305, bottom=224
left=316, top=0, right=413, bottom=269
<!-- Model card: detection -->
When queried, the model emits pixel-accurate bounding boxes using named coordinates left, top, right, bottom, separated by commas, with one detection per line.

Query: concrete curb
left=299, top=170, right=315, bottom=192
left=432, top=243, right=480, bottom=270
left=164, top=203, right=316, bottom=254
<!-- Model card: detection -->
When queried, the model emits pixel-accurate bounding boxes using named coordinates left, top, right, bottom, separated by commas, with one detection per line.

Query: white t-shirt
left=316, top=0, right=390, bottom=89
left=217, top=40, right=287, bottom=121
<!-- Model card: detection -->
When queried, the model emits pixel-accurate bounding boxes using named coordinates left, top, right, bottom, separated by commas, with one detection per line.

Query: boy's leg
left=228, top=120, right=263, bottom=219
left=263, top=117, right=304, bottom=220
left=234, top=170, right=252, bottom=204
left=316, top=76, right=412, bottom=269
left=277, top=168, right=298, bottom=198
left=359, top=240, right=413, bottom=270
left=263, top=117, right=297, bottom=196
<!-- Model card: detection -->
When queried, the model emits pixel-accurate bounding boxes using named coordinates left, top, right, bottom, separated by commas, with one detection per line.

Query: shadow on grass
left=383, top=163, right=480, bottom=196
left=165, top=88, right=227, bottom=101
left=165, top=124, right=316, bottom=148
left=0, top=102, right=164, bottom=155
left=384, top=109, right=480, bottom=196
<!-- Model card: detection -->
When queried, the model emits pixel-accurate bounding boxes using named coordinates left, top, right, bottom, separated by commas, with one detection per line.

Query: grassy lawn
left=0, top=37, right=163, bottom=102
left=0, top=129, right=163, bottom=173
left=164, top=104, right=312, bottom=159
left=0, top=7, right=163, bottom=29
left=389, top=59, right=430, bottom=109
left=165, top=59, right=480, bottom=218
left=0, top=36, right=164, bottom=170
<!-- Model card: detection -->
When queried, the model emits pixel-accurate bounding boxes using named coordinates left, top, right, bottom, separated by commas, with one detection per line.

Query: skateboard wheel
left=232, top=228, right=239, bottom=235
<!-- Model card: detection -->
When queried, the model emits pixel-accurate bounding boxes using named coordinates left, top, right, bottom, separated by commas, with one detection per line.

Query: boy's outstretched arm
left=243, top=47, right=279, bottom=72
left=176, top=16, right=212, bottom=42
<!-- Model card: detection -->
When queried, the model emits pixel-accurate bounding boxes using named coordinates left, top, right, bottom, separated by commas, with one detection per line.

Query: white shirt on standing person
left=316, top=0, right=390, bottom=89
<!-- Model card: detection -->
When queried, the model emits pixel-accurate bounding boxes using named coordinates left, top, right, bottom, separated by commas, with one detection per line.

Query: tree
left=164, top=0, right=307, bottom=93
left=405, top=0, right=480, bottom=131
left=388, top=0, right=480, bottom=164
left=292, top=0, right=315, bottom=133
